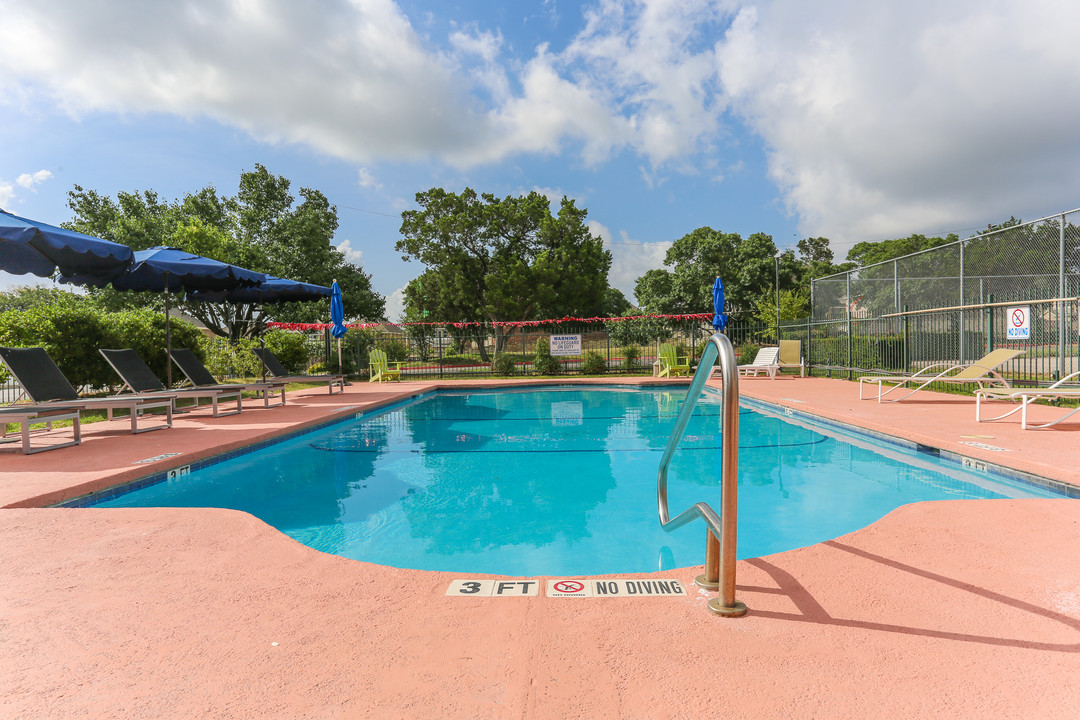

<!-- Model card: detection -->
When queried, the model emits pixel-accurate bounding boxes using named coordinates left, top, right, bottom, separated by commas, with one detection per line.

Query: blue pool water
left=91, top=387, right=1059, bottom=575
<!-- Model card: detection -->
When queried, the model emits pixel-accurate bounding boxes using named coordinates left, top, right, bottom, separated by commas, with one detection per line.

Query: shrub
left=381, top=337, right=409, bottom=363
left=0, top=304, right=202, bottom=389
left=620, top=344, right=640, bottom=371
left=533, top=338, right=561, bottom=375
left=734, top=343, right=760, bottom=365
left=201, top=337, right=263, bottom=379
left=264, top=329, right=309, bottom=373
left=581, top=349, right=607, bottom=375
left=440, top=353, right=478, bottom=366
left=491, top=353, right=517, bottom=376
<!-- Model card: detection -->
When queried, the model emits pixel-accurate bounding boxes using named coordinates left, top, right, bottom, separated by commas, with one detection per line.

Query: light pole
left=774, top=254, right=780, bottom=341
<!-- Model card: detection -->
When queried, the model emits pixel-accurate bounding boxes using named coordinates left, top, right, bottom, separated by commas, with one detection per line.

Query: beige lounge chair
left=858, top=348, right=1023, bottom=403
left=778, top=340, right=805, bottom=377
left=738, top=346, right=780, bottom=378
left=975, top=370, right=1080, bottom=429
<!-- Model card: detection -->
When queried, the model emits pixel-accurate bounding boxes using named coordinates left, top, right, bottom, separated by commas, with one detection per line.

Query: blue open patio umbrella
left=62, top=246, right=265, bottom=387
left=0, top=209, right=133, bottom=279
left=712, top=276, right=728, bottom=332
left=187, top=275, right=330, bottom=305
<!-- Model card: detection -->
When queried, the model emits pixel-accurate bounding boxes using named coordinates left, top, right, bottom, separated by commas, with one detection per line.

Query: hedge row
left=0, top=305, right=311, bottom=389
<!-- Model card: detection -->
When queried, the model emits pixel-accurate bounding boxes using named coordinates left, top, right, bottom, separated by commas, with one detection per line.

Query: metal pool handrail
left=657, top=332, right=746, bottom=617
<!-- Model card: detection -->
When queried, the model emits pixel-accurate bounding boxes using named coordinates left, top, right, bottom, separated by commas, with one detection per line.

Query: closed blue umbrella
left=0, top=209, right=133, bottom=279
left=330, top=280, right=346, bottom=371
left=712, top=276, right=727, bottom=332
left=62, top=246, right=265, bottom=387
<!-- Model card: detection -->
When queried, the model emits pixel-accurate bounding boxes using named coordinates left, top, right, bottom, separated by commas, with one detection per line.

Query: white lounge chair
left=858, top=348, right=1023, bottom=403
left=975, top=370, right=1080, bottom=429
left=738, top=346, right=780, bottom=378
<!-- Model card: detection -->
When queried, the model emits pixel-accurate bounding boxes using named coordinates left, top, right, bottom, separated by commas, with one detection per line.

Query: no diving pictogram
left=553, top=580, right=585, bottom=593
left=1006, top=305, right=1031, bottom=339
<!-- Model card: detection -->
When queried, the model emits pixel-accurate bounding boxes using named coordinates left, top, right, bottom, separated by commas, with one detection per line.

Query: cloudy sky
left=2, top=0, right=1078, bottom=319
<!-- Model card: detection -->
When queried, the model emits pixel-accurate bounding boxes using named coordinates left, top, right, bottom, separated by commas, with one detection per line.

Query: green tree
left=397, top=188, right=612, bottom=360
left=64, top=165, right=385, bottom=339
left=846, top=233, right=959, bottom=267
left=632, top=227, right=780, bottom=320
left=600, top=287, right=634, bottom=317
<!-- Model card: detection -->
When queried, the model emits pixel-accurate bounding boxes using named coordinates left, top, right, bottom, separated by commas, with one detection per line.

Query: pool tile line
left=55, top=402, right=380, bottom=508
left=740, top=395, right=1080, bottom=498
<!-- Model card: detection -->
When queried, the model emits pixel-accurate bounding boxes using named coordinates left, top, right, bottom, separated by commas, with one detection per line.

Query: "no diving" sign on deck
left=446, top=578, right=687, bottom=598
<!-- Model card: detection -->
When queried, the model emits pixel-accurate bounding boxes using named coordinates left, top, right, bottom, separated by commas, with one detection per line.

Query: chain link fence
left=806, top=207, right=1080, bottom=384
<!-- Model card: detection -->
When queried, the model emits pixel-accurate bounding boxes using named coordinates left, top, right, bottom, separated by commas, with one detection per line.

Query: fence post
left=846, top=273, right=853, bottom=380
left=959, top=240, right=966, bottom=365
left=806, top=315, right=811, bottom=373
left=902, top=305, right=909, bottom=372
left=986, top=295, right=994, bottom=354
left=1060, top=214, right=1067, bottom=382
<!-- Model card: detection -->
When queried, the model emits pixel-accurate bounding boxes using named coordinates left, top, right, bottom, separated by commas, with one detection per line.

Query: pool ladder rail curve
left=657, top=332, right=747, bottom=618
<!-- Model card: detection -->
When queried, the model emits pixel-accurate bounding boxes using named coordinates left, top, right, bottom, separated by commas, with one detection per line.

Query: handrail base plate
left=694, top=574, right=719, bottom=591
left=708, top=599, right=748, bottom=618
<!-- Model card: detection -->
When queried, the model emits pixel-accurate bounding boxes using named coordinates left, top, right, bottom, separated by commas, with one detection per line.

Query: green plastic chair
left=657, top=343, right=691, bottom=378
left=368, top=348, right=402, bottom=383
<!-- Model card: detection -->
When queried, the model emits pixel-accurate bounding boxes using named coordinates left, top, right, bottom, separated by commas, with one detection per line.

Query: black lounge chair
left=0, top=404, right=82, bottom=454
left=100, top=349, right=243, bottom=417
left=253, top=347, right=345, bottom=394
left=169, top=348, right=286, bottom=408
left=0, top=346, right=173, bottom=434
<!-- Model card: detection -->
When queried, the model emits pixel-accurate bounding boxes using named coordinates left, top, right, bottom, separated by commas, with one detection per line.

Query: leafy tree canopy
left=63, top=164, right=385, bottom=338
left=396, top=187, right=612, bottom=358
left=845, top=232, right=959, bottom=268
left=632, top=227, right=781, bottom=320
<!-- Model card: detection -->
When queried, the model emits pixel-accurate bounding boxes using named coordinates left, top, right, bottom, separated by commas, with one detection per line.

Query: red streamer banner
left=267, top=313, right=713, bottom=333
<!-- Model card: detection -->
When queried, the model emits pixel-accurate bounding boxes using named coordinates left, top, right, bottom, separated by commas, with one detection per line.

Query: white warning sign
left=549, top=334, right=582, bottom=356
left=1006, top=306, right=1030, bottom=340
left=546, top=578, right=687, bottom=598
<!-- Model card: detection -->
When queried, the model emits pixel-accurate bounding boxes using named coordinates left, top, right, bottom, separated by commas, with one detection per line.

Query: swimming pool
left=90, top=386, right=1059, bottom=575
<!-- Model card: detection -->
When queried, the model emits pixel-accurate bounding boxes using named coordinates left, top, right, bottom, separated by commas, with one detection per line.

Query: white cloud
left=356, top=168, right=381, bottom=190
left=716, top=0, right=1080, bottom=253
left=0, top=0, right=489, bottom=163
left=336, top=239, right=364, bottom=266
left=385, top=284, right=407, bottom=323
left=590, top=220, right=671, bottom=304
left=2, top=0, right=1076, bottom=256
left=16, top=169, right=52, bottom=189
left=0, top=169, right=52, bottom=207
left=0, top=180, right=14, bottom=208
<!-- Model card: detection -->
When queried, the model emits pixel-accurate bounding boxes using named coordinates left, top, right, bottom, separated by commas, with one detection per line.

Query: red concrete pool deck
left=1, top=377, right=1078, bottom=719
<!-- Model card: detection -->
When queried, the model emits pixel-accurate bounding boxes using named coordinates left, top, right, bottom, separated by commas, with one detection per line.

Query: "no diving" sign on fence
left=1006, top=306, right=1030, bottom=340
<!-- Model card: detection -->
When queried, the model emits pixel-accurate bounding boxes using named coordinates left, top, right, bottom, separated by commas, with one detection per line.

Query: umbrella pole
left=164, top=278, right=172, bottom=389
left=337, top=338, right=342, bottom=373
